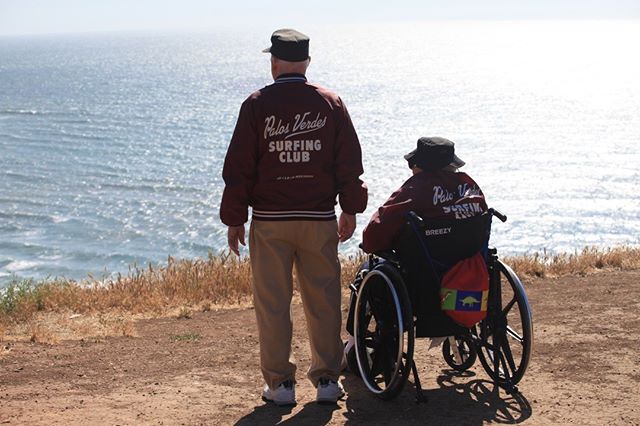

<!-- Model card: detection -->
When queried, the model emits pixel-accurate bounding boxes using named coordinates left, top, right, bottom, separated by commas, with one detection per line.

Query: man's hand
left=338, top=212, right=356, bottom=242
left=227, top=225, right=246, bottom=256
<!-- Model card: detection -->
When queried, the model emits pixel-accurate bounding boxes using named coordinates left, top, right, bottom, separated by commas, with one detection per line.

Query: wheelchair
left=345, top=208, right=533, bottom=401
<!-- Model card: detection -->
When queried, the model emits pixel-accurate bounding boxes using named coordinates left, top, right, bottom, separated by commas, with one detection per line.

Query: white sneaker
left=316, top=378, right=345, bottom=404
left=262, top=380, right=296, bottom=406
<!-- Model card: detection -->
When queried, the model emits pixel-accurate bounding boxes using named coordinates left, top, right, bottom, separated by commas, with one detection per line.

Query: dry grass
left=1, top=252, right=251, bottom=319
left=339, top=252, right=368, bottom=288
left=4, top=311, right=138, bottom=343
left=176, top=306, right=193, bottom=320
left=503, top=246, right=640, bottom=278
left=0, top=246, right=638, bottom=342
left=28, top=323, right=61, bottom=345
left=0, top=252, right=251, bottom=341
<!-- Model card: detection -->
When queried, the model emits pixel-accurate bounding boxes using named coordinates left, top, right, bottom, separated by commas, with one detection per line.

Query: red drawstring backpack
left=439, top=252, right=489, bottom=327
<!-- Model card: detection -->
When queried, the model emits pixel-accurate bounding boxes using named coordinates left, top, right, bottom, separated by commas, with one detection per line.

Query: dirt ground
left=1, top=269, right=640, bottom=425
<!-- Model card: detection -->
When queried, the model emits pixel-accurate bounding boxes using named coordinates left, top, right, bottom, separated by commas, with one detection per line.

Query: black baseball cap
left=404, top=137, right=466, bottom=170
left=262, top=28, right=310, bottom=62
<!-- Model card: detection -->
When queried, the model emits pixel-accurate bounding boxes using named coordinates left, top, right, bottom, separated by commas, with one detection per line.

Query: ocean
left=1, top=21, right=639, bottom=284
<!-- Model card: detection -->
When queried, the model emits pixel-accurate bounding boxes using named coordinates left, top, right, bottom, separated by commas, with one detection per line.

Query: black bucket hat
left=404, top=137, right=465, bottom=170
left=262, top=28, right=310, bottom=62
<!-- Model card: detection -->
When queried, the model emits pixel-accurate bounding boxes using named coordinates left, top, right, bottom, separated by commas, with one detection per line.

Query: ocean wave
left=0, top=211, right=57, bottom=224
left=1, top=129, right=109, bottom=144
left=58, top=132, right=110, bottom=142
left=53, top=117, right=94, bottom=125
left=0, top=197, right=48, bottom=208
left=4, top=260, right=41, bottom=272
left=0, top=133, right=50, bottom=143
left=99, top=182, right=160, bottom=192
left=0, top=109, right=87, bottom=118
left=0, top=109, right=41, bottom=116
left=0, top=241, right=49, bottom=253
left=98, top=182, right=199, bottom=193
left=1, top=171, right=48, bottom=184
left=0, top=223, right=22, bottom=232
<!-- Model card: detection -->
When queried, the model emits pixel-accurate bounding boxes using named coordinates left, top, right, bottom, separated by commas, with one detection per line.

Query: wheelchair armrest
left=358, top=242, right=400, bottom=263
left=407, top=211, right=423, bottom=226
left=373, top=250, right=400, bottom=263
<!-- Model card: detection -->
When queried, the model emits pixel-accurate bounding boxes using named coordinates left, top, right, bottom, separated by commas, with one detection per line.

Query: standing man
left=220, top=28, right=367, bottom=406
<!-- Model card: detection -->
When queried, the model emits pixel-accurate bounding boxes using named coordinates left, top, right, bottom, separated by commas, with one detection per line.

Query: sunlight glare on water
left=0, top=21, right=639, bottom=283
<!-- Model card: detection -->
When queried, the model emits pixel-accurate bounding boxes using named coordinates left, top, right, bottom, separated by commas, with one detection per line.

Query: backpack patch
left=440, top=251, right=489, bottom=327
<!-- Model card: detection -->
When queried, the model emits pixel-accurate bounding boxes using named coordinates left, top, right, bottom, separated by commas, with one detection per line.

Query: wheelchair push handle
left=407, top=211, right=423, bottom=224
left=489, top=208, right=508, bottom=223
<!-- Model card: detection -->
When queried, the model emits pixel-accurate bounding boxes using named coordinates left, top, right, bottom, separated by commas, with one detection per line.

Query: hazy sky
left=1, top=0, right=639, bottom=36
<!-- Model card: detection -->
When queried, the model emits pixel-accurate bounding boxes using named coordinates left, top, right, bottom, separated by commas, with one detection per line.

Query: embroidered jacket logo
left=264, top=112, right=327, bottom=163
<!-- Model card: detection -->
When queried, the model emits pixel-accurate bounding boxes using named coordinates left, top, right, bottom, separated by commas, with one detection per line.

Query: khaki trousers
left=249, top=219, right=342, bottom=389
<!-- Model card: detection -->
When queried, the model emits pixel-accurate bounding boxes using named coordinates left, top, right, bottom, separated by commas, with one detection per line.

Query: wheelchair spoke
left=370, top=351, right=385, bottom=377
left=370, top=343, right=394, bottom=380
left=501, top=339, right=517, bottom=374
left=502, top=296, right=516, bottom=316
left=488, top=347, right=506, bottom=378
left=506, top=325, right=524, bottom=344
left=365, top=330, right=377, bottom=339
left=497, top=348, right=511, bottom=382
left=364, top=338, right=377, bottom=349
left=494, top=353, right=506, bottom=381
left=383, top=340, right=398, bottom=384
left=368, top=298, right=383, bottom=320
left=485, top=346, right=494, bottom=363
left=383, top=361, right=394, bottom=385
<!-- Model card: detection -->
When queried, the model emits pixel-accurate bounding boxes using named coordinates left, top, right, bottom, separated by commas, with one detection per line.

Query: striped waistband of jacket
left=252, top=209, right=336, bottom=221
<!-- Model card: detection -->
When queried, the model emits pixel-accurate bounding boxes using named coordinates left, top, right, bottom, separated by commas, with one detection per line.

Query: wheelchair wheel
left=477, top=260, right=533, bottom=387
left=353, top=263, right=414, bottom=400
left=442, top=334, right=477, bottom=371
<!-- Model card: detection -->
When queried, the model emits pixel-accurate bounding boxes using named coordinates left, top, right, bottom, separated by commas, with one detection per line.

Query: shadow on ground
left=234, top=369, right=531, bottom=425
left=235, top=400, right=340, bottom=426
left=342, top=369, right=532, bottom=425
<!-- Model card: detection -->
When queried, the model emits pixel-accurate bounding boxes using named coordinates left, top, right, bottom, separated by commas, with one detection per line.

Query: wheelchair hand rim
left=353, top=269, right=406, bottom=395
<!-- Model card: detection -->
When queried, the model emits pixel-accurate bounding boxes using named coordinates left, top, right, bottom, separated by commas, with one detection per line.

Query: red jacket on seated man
left=361, top=137, right=487, bottom=254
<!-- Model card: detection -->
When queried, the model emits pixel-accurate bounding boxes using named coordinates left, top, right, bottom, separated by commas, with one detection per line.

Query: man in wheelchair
left=362, top=136, right=490, bottom=338
left=361, top=136, right=486, bottom=255
left=363, top=136, right=489, bottom=335
left=344, top=137, right=532, bottom=400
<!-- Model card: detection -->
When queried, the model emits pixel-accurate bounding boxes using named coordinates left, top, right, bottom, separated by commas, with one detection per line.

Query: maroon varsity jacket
left=220, top=73, right=367, bottom=226
left=361, top=170, right=487, bottom=253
